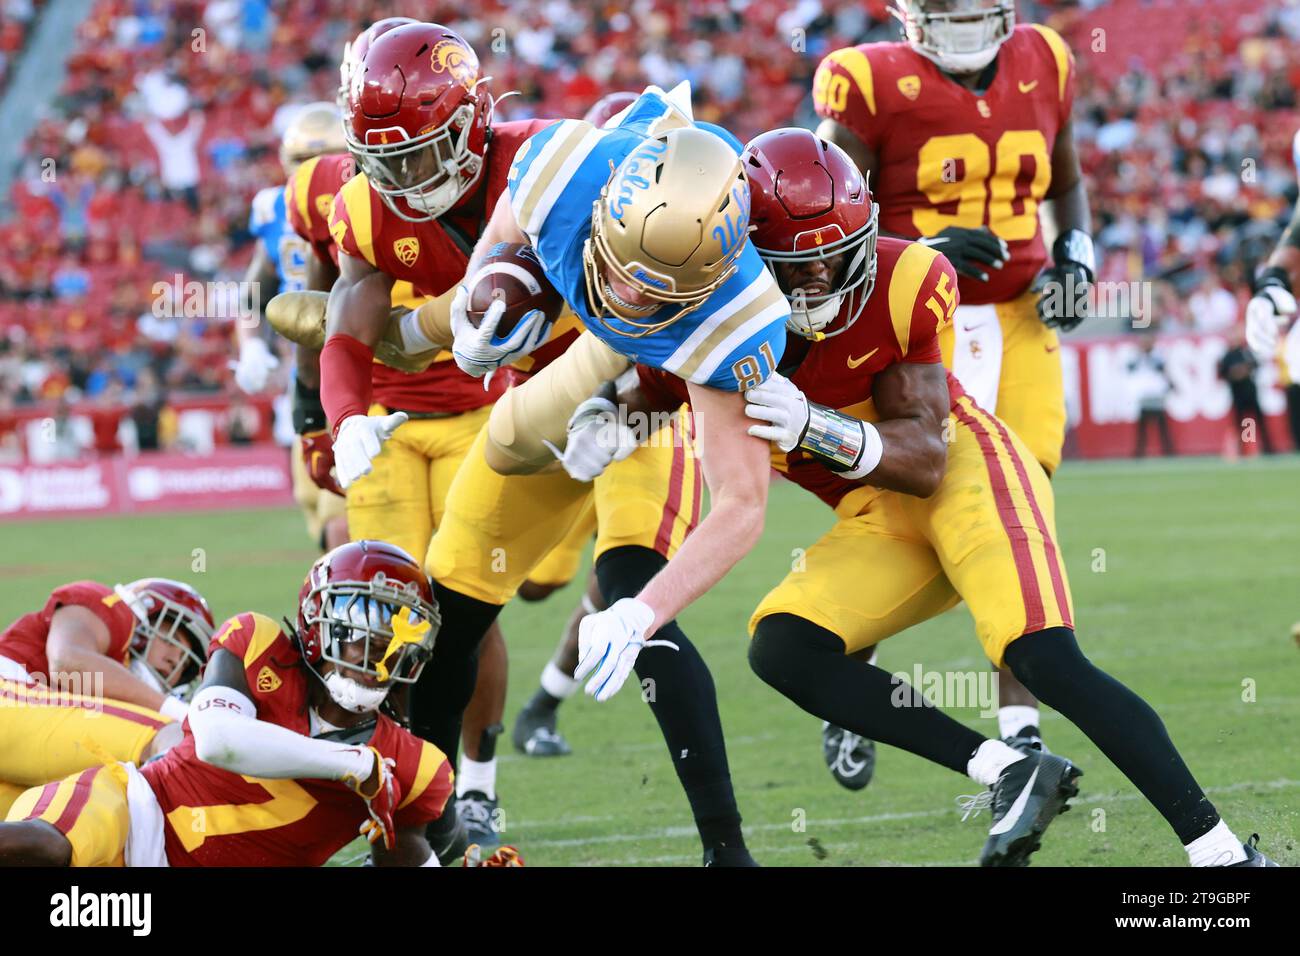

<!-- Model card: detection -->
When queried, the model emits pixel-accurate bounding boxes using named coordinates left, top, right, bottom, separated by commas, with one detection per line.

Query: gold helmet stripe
left=666, top=269, right=788, bottom=383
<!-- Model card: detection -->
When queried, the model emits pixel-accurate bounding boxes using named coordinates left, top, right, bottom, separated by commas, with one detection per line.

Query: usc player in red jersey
left=0, top=541, right=471, bottom=868
left=812, top=0, right=1095, bottom=768
left=0, top=579, right=212, bottom=816
left=727, top=130, right=1269, bottom=866
left=314, top=21, right=573, bottom=851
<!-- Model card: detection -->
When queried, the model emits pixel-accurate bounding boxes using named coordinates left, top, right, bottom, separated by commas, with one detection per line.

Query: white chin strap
left=323, top=672, right=388, bottom=714
left=788, top=293, right=844, bottom=337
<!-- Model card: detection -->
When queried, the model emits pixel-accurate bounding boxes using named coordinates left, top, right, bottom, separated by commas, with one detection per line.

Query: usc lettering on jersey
left=814, top=24, right=1075, bottom=305
left=140, top=612, right=452, bottom=867
left=0, top=582, right=135, bottom=681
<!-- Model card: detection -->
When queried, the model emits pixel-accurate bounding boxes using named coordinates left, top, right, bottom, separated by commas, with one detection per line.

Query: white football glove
left=1245, top=285, right=1296, bottom=357
left=542, top=387, right=639, bottom=482
left=230, top=337, right=280, bottom=394
left=333, top=411, right=408, bottom=489
left=449, top=284, right=552, bottom=379
left=574, top=598, right=678, bottom=702
left=743, top=372, right=809, bottom=452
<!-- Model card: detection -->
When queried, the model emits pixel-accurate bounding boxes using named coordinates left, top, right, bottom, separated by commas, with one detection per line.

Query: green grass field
left=3, top=456, right=1297, bottom=866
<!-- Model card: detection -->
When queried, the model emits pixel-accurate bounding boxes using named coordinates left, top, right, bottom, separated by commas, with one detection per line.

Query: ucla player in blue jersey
left=234, top=102, right=349, bottom=550
left=448, top=86, right=791, bottom=721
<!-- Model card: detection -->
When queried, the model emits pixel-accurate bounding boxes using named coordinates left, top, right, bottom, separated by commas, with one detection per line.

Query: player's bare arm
left=326, top=252, right=396, bottom=349
left=45, top=605, right=173, bottom=712
left=866, top=361, right=950, bottom=497
left=635, top=384, right=768, bottom=632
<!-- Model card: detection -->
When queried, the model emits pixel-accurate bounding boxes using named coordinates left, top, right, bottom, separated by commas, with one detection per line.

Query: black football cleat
left=1226, top=834, right=1279, bottom=867
left=978, top=751, right=1081, bottom=867
left=703, top=845, right=760, bottom=867
left=427, top=802, right=471, bottom=866
left=821, top=722, right=876, bottom=791
left=1003, top=727, right=1046, bottom=756
left=456, top=790, right=501, bottom=850
left=512, top=702, right=573, bottom=757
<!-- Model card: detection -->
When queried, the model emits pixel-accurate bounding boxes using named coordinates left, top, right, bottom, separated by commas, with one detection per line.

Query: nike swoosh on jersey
left=847, top=348, right=879, bottom=369
left=1018, top=80, right=1039, bottom=93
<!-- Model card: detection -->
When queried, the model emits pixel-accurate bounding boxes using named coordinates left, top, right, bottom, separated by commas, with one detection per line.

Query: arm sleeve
left=320, top=333, right=375, bottom=434
left=188, top=684, right=373, bottom=782
left=485, top=331, right=631, bottom=473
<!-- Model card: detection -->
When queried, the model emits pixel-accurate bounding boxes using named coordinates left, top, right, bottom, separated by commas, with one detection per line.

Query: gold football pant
left=290, top=444, right=347, bottom=546
left=750, top=395, right=1073, bottom=667
left=345, top=403, right=494, bottom=562
left=428, top=413, right=701, bottom=605
left=0, top=678, right=169, bottom=787
left=939, top=288, right=1066, bottom=474
left=6, top=763, right=132, bottom=867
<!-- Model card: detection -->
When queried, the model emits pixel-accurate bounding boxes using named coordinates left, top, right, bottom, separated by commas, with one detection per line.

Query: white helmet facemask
left=894, top=0, right=1015, bottom=75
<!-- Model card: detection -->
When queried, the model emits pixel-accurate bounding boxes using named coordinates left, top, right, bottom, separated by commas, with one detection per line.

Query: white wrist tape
left=840, top=421, right=884, bottom=480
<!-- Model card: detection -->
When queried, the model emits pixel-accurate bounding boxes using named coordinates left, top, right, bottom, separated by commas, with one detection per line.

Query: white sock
left=966, top=739, right=1027, bottom=787
left=865, top=647, right=878, bottom=666
left=456, top=756, right=497, bottom=800
left=540, top=660, right=579, bottom=699
left=998, top=705, right=1040, bottom=740
left=398, top=308, right=437, bottom=352
left=1185, top=820, right=1245, bottom=866
left=580, top=594, right=600, bottom=615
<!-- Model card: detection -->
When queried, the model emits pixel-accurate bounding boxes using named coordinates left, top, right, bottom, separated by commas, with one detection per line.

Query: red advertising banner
left=0, top=446, right=294, bottom=520
left=1059, top=332, right=1294, bottom=459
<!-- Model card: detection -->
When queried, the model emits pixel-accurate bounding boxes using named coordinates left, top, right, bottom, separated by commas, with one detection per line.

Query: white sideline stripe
left=512, top=777, right=1300, bottom=848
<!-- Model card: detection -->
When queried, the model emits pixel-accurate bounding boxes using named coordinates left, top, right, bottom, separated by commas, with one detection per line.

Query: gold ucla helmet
left=280, top=102, right=347, bottom=174
left=583, top=126, right=750, bottom=334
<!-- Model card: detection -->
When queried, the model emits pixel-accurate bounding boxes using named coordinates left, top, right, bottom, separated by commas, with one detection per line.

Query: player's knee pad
left=1002, top=626, right=1089, bottom=704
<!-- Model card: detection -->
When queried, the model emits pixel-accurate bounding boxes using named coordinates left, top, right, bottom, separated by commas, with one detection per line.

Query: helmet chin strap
left=789, top=292, right=844, bottom=337
left=323, top=670, right=388, bottom=714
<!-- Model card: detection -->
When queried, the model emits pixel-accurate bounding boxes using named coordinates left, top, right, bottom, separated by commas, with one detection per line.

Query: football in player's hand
left=465, top=242, right=564, bottom=336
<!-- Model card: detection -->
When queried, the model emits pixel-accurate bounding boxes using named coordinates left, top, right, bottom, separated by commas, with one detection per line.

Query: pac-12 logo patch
left=256, top=666, right=282, bottom=694
left=393, top=237, right=420, bottom=266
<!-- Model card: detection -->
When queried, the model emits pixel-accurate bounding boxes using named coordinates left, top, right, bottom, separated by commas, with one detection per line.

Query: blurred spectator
left=1127, top=337, right=1175, bottom=457
left=225, top=394, right=257, bottom=445
left=1187, top=272, right=1239, bottom=334
left=1217, top=329, right=1276, bottom=455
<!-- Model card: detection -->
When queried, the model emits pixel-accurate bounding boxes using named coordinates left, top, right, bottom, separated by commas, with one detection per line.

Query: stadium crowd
left=0, top=0, right=1298, bottom=452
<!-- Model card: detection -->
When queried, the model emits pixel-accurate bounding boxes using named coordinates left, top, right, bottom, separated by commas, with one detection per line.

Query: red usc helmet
left=117, top=578, right=214, bottom=692
left=743, top=128, right=879, bottom=339
left=344, top=22, right=492, bottom=223
left=338, top=17, right=419, bottom=108
left=296, top=540, right=439, bottom=694
left=583, top=91, right=638, bottom=128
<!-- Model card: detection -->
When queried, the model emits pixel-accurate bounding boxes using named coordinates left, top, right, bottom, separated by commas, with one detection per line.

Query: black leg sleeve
left=595, top=546, right=745, bottom=852
left=410, top=581, right=503, bottom=764
left=1004, top=627, right=1220, bottom=844
left=749, top=614, right=985, bottom=775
